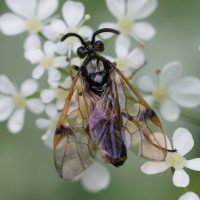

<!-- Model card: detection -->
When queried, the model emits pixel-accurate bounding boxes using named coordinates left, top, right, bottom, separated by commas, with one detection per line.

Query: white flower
left=103, top=35, right=145, bottom=76
left=24, top=41, right=69, bottom=81
left=137, top=61, right=200, bottom=121
left=36, top=103, right=59, bottom=148
left=0, top=0, right=59, bottom=50
left=40, top=77, right=72, bottom=110
left=50, top=1, right=93, bottom=58
left=73, top=161, right=110, bottom=193
left=70, top=56, right=85, bottom=67
left=99, top=0, right=157, bottom=42
left=141, top=128, right=200, bottom=187
left=0, top=75, right=44, bottom=134
left=179, top=192, right=200, bottom=200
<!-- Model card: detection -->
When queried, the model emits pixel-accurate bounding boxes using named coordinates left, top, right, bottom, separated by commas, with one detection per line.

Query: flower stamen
left=166, top=152, right=187, bottom=170
left=77, top=14, right=90, bottom=28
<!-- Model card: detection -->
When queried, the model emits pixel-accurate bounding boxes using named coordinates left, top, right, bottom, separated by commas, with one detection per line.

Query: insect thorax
left=81, top=54, right=112, bottom=96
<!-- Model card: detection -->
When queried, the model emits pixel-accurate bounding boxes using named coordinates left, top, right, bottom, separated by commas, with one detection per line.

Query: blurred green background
left=1, top=0, right=200, bottom=199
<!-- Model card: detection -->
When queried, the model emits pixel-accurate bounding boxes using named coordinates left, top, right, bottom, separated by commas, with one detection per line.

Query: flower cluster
left=1, top=0, right=200, bottom=198
left=138, top=61, right=200, bottom=121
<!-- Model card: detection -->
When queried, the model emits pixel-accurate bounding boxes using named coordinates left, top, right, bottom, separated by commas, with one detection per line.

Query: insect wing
left=54, top=76, right=97, bottom=181
left=82, top=75, right=126, bottom=166
left=114, top=67, right=167, bottom=161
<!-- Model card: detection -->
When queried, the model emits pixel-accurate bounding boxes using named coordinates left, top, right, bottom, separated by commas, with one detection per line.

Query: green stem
left=26, top=88, right=44, bottom=99
left=38, top=32, right=48, bottom=42
left=57, top=67, right=70, bottom=77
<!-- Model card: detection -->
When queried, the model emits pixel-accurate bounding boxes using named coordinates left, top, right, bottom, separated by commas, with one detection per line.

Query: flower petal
left=47, top=79, right=59, bottom=88
left=173, top=128, right=194, bottom=156
left=98, top=22, right=117, bottom=39
left=42, top=128, right=54, bottom=149
left=160, top=99, right=180, bottom=122
left=127, top=48, right=145, bottom=69
left=143, top=95, right=153, bottom=107
left=26, top=98, right=44, bottom=114
left=106, top=0, right=125, bottom=19
left=186, top=158, right=200, bottom=171
left=43, top=41, right=56, bottom=56
left=137, top=75, right=154, bottom=92
left=23, top=34, right=41, bottom=50
left=179, top=192, right=200, bottom=200
left=79, top=25, right=93, bottom=38
left=141, top=161, right=169, bottom=174
left=20, top=79, right=38, bottom=97
left=71, top=57, right=81, bottom=66
left=24, top=48, right=44, bottom=61
left=173, top=169, right=189, bottom=187
left=115, top=35, right=131, bottom=57
left=160, top=61, right=183, bottom=86
left=132, top=22, right=156, bottom=41
left=56, top=41, right=68, bottom=55
left=37, top=0, right=59, bottom=20
left=0, top=95, right=14, bottom=121
left=45, top=103, right=57, bottom=118
left=7, top=108, right=25, bottom=134
left=55, top=56, right=69, bottom=68
left=62, top=1, right=84, bottom=27
left=64, top=77, right=72, bottom=87
left=5, top=0, right=36, bottom=18
left=56, top=99, right=65, bottom=110
left=81, top=161, right=110, bottom=193
left=35, top=118, right=50, bottom=129
left=0, top=13, right=26, bottom=35
left=50, top=19, right=67, bottom=34
left=169, top=77, right=200, bottom=108
left=32, top=65, right=45, bottom=79
left=41, top=25, right=57, bottom=41
left=72, top=41, right=81, bottom=54
left=48, top=69, right=61, bottom=81
left=0, top=74, right=17, bottom=95
left=40, top=89, right=55, bottom=103
left=127, top=0, right=158, bottom=20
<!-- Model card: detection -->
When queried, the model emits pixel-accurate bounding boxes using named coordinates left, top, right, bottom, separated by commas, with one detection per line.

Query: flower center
left=166, top=152, right=187, bottom=170
left=40, top=55, right=56, bottom=70
left=152, top=86, right=169, bottom=102
left=65, top=27, right=79, bottom=43
left=115, top=57, right=129, bottom=71
left=54, top=82, right=69, bottom=100
left=50, top=117, right=59, bottom=130
left=12, top=94, right=26, bottom=109
left=26, top=16, right=43, bottom=34
left=117, top=15, right=134, bottom=34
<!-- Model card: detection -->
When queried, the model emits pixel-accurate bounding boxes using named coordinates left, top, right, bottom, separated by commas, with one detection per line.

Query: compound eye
left=94, top=41, right=104, bottom=52
left=77, top=46, right=88, bottom=58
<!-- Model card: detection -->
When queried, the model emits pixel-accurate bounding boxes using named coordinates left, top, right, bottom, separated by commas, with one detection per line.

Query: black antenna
left=91, top=28, right=120, bottom=44
left=61, top=33, right=86, bottom=46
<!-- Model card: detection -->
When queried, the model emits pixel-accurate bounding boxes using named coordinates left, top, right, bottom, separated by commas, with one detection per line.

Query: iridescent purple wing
left=54, top=76, right=97, bottom=181
left=114, top=67, right=167, bottom=161
left=82, top=73, right=126, bottom=166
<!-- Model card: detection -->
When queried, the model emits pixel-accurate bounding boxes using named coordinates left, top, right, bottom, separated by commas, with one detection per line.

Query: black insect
left=54, top=28, right=175, bottom=181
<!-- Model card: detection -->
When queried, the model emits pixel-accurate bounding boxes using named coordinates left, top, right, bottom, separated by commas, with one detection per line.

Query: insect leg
left=126, top=61, right=147, bottom=80
left=70, top=65, right=79, bottom=81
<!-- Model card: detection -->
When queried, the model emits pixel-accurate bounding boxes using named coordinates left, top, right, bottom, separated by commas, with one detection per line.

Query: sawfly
left=54, top=28, right=175, bottom=181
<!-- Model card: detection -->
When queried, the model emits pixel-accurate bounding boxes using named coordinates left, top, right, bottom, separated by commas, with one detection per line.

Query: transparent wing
left=82, top=74, right=127, bottom=166
left=54, top=76, right=97, bottom=181
left=114, top=67, right=167, bottom=161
